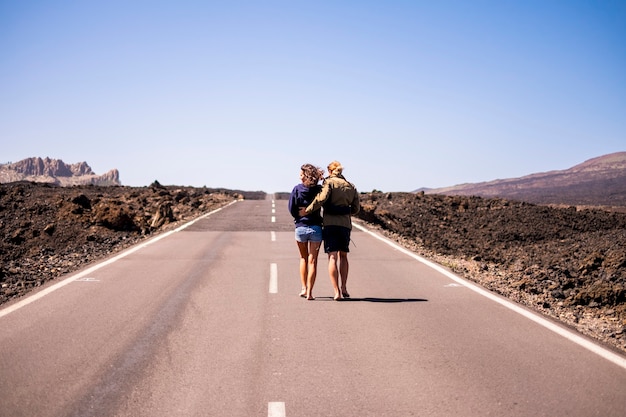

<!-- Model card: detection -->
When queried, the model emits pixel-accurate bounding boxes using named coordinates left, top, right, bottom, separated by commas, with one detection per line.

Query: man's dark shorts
left=323, top=225, right=351, bottom=253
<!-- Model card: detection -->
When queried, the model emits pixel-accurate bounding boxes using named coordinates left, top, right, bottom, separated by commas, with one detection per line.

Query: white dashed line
left=268, top=402, right=285, bottom=417
left=269, top=263, right=278, bottom=293
left=268, top=202, right=283, bottom=414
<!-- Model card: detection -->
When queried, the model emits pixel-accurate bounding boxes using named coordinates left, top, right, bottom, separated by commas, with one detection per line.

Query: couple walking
left=288, top=161, right=360, bottom=300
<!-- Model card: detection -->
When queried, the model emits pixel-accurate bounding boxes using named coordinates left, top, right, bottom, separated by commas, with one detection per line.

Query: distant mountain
left=422, top=152, right=626, bottom=208
left=0, top=157, right=121, bottom=186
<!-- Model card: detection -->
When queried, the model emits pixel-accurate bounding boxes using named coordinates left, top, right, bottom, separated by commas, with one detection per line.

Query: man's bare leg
left=339, top=251, right=349, bottom=298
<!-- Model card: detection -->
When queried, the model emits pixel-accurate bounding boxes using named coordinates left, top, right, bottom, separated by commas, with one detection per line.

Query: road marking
left=272, top=208, right=276, bottom=214
left=270, top=231, right=276, bottom=242
left=353, top=221, right=626, bottom=371
left=75, top=277, right=100, bottom=282
left=268, top=402, right=285, bottom=417
left=269, top=263, right=278, bottom=293
left=444, top=283, right=463, bottom=288
left=271, top=216, right=276, bottom=223
left=0, top=201, right=239, bottom=319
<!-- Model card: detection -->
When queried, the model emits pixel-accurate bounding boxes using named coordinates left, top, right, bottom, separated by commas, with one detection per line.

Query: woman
left=299, top=161, right=360, bottom=300
left=288, top=163, right=324, bottom=300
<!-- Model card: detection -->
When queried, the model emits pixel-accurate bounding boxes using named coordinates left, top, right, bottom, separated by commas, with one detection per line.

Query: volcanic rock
left=356, top=191, right=626, bottom=353
left=0, top=182, right=243, bottom=307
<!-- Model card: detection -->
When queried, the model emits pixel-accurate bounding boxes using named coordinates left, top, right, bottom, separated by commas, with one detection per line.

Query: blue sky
left=1, top=1, right=624, bottom=193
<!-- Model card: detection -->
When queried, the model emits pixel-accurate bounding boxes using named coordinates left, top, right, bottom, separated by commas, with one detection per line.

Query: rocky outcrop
left=91, top=169, right=120, bottom=186
left=0, top=157, right=121, bottom=186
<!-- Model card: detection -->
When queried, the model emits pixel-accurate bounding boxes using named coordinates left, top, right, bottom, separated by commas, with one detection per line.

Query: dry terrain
left=0, top=182, right=250, bottom=304
left=2, top=182, right=625, bottom=355
left=357, top=191, right=626, bottom=354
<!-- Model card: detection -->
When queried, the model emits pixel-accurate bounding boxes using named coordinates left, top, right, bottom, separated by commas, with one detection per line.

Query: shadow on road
left=314, top=297, right=428, bottom=303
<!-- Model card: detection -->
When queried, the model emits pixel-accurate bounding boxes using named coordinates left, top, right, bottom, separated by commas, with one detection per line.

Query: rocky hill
left=0, top=157, right=121, bottom=186
left=422, top=152, right=626, bottom=209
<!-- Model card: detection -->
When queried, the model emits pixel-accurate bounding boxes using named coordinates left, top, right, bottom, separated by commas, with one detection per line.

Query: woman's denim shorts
left=295, top=225, right=323, bottom=243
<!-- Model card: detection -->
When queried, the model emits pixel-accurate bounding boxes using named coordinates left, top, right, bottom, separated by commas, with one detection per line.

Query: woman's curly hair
left=301, top=163, right=324, bottom=187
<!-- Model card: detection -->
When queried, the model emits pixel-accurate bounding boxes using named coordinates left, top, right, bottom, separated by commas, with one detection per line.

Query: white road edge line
left=269, top=263, right=278, bottom=294
left=0, top=200, right=239, bottom=320
left=352, top=221, right=626, bottom=371
left=268, top=402, right=285, bottom=417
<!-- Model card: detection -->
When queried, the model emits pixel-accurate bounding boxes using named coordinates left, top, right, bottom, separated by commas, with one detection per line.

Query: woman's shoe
left=299, top=288, right=307, bottom=297
left=341, top=290, right=350, bottom=298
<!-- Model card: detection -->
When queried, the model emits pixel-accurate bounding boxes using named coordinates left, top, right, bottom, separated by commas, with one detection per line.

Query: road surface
left=1, top=195, right=625, bottom=416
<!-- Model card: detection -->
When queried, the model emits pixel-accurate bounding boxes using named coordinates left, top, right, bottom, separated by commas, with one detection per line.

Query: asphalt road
left=1, top=196, right=625, bottom=417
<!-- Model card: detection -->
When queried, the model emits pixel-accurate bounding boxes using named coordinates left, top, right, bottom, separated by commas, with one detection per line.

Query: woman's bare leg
left=306, top=241, right=321, bottom=299
left=296, top=242, right=309, bottom=296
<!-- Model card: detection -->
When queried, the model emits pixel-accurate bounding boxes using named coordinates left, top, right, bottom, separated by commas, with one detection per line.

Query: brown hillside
left=424, top=152, right=626, bottom=209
